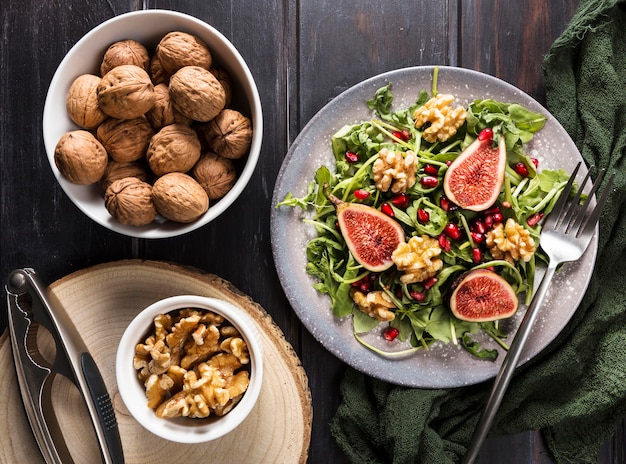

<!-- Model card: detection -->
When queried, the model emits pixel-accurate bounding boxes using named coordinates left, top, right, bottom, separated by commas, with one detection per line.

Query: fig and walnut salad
left=277, top=68, right=574, bottom=360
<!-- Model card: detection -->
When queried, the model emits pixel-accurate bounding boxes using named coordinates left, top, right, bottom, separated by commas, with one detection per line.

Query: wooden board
left=0, top=260, right=312, bottom=463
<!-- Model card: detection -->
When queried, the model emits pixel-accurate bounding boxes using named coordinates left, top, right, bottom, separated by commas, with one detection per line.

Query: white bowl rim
left=43, top=10, right=263, bottom=239
left=115, top=294, right=263, bottom=443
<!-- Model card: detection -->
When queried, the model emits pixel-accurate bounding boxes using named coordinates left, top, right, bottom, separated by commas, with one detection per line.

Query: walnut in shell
left=105, top=177, right=157, bottom=226
left=100, top=158, right=153, bottom=191
left=66, top=74, right=108, bottom=130
left=169, top=66, right=225, bottom=122
left=210, top=68, right=233, bottom=108
left=100, top=39, right=150, bottom=76
left=54, top=130, right=108, bottom=185
left=145, top=83, right=193, bottom=131
left=96, top=117, right=154, bottom=162
left=150, top=54, right=169, bottom=85
left=146, top=124, right=201, bottom=176
left=152, top=172, right=209, bottom=223
left=200, top=109, right=252, bottom=159
left=97, top=64, right=155, bottom=119
left=191, top=151, right=237, bottom=200
left=155, top=31, right=212, bottom=75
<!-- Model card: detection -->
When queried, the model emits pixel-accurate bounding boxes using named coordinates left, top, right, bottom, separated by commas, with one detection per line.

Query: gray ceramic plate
left=270, top=66, right=596, bottom=388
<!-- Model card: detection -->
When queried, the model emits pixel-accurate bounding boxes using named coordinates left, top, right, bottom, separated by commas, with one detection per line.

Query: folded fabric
left=330, top=1, right=626, bottom=462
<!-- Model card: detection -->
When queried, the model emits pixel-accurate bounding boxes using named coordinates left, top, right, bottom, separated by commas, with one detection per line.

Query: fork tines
left=545, top=161, right=614, bottom=237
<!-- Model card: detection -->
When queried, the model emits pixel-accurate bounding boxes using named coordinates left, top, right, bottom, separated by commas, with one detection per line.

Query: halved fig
left=443, top=135, right=506, bottom=211
left=324, top=184, right=405, bottom=272
left=449, top=269, right=518, bottom=322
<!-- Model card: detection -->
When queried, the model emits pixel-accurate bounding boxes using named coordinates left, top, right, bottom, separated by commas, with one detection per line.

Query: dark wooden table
left=2, top=1, right=624, bottom=462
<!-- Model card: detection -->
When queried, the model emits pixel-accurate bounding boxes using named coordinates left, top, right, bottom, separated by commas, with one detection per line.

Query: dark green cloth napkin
left=330, top=1, right=626, bottom=462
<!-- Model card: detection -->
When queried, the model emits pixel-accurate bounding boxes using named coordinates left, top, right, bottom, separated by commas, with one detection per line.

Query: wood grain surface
left=0, top=260, right=311, bottom=463
left=2, top=1, right=625, bottom=463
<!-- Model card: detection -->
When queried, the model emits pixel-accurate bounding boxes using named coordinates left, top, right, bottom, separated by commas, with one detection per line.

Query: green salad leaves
left=277, top=71, right=571, bottom=359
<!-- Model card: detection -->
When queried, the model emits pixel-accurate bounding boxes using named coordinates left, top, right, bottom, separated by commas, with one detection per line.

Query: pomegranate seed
left=527, top=212, right=544, bottom=227
left=392, top=130, right=410, bottom=141
left=417, top=208, right=430, bottom=223
left=531, top=158, right=539, bottom=168
left=438, top=234, right=451, bottom=252
left=381, top=202, right=394, bottom=217
left=440, top=196, right=457, bottom=212
left=492, top=212, right=504, bottom=223
left=345, top=151, right=359, bottom=163
left=353, top=189, right=370, bottom=200
left=391, top=193, right=410, bottom=209
left=478, top=128, right=494, bottom=141
left=444, top=223, right=462, bottom=240
left=514, top=162, right=529, bottom=177
left=410, top=290, right=425, bottom=301
left=471, top=231, right=484, bottom=244
left=484, top=215, right=494, bottom=229
left=424, top=164, right=439, bottom=176
left=472, top=248, right=483, bottom=263
left=383, top=326, right=400, bottom=341
left=472, top=219, right=486, bottom=234
left=423, top=276, right=438, bottom=290
left=352, top=275, right=372, bottom=293
left=485, top=206, right=501, bottom=215
left=420, top=176, right=439, bottom=189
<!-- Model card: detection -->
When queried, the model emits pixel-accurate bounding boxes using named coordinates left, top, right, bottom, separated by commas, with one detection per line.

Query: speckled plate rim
left=270, top=65, right=597, bottom=389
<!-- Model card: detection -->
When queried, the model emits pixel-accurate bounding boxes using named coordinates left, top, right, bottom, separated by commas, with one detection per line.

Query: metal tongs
left=6, top=268, right=124, bottom=464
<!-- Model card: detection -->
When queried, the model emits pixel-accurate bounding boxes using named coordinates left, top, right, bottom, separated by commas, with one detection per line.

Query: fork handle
left=462, top=262, right=558, bottom=464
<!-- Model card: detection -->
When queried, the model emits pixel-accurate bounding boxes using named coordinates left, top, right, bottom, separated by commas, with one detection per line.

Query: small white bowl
left=43, top=10, right=263, bottom=238
left=116, top=295, right=263, bottom=443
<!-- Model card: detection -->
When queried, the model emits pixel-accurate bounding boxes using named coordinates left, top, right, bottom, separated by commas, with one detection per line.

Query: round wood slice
left=0, top=260, right=312, bottom=463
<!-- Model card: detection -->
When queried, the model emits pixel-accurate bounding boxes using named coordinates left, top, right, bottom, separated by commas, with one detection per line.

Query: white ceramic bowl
left=43, top=10, right=263, bottom=238
left=116, top=295, right=263, bottom=443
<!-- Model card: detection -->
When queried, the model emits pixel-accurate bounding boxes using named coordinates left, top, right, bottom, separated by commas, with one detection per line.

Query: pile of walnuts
left=133, top=308, right=251, bottom=419
left=55, top=32, right=253, bottom=227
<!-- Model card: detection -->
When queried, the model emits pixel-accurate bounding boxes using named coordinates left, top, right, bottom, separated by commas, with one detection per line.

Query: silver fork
left=463, top=161, right=614, bottom=464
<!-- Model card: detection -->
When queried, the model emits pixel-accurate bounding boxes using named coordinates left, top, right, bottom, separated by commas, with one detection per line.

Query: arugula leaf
left=314, top=165, right=332, bottom=207
left=462, top=333, right=499, bottom=360
left=275, top=180, right=317, bottom=209
left=466, top=99, right=547, bottom=153
left=352, top=306, right=380, bottom=332
left=367, top=83, right=394, bottom=120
